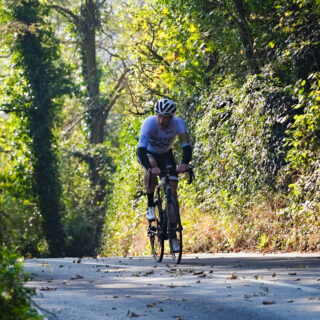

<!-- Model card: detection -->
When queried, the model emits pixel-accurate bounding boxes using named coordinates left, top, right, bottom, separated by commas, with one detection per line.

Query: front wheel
left=166, top=198, right=182, bottom=264
left=149, top=203, right=164, bottom=262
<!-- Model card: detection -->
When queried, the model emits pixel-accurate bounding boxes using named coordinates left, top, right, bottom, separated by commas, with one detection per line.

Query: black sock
left=147, top=193, right=154, bottom=207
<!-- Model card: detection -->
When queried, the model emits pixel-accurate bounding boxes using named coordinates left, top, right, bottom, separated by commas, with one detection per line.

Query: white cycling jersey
left=138, top=115, right=190, bottom=154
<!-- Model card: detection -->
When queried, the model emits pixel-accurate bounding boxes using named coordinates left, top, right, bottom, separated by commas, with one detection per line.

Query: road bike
left=147, top=165, right=194, bottom=264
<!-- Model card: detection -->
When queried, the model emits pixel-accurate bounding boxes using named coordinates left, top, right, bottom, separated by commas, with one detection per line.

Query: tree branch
left=51, top=5, right=81, bottom=31
left=145, top=44, right=170, bottom=67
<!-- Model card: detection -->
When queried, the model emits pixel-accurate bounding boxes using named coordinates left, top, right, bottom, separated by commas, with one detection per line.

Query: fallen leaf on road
left=198, top=272, right=207, bottom=278
left=263, top=301, right=276, bottom=305
left=39, top=287, right=56, bottom=291
left=127, top=310, right=139, bottom=317
left=146, top=303, right=156, bottom=308
left=70, top=274, right=83, bottom=280
left=227, top=273, right=238, bottom=280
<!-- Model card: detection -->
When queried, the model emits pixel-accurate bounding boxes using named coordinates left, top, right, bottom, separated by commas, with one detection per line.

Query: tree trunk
left=80, top=0, right=107, bottom=206
left=12, top=0, right=65, bottom=257
left=232, top=0, right=260, bottom=74
left=31, top=108, right=65, bottom=257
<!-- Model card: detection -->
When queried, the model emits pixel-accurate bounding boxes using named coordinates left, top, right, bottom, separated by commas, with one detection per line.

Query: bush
left=0, top=246, right=42, bottom=320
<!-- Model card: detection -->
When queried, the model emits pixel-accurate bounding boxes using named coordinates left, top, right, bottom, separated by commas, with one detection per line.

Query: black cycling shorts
left=147, top=149, right=178, bottom=180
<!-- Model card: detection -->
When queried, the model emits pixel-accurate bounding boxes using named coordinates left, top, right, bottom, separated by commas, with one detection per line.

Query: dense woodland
left=0, top=0, right=320, bottom=264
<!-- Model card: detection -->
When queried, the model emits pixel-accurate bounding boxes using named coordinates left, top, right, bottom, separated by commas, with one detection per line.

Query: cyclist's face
left=156, top=114, right=173, bottom=129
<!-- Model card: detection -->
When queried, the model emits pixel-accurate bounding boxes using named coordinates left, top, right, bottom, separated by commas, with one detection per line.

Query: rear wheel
left=149, top=202, right=164, bottom=262
left=166, top=198, right=182, bottom=264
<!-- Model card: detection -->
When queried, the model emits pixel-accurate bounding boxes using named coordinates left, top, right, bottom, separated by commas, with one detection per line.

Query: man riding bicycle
left=137, top=99, right=192, bottom=250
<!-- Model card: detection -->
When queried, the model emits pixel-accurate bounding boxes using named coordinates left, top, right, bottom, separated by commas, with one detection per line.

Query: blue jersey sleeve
left=137, top=117, right=153, bottom=148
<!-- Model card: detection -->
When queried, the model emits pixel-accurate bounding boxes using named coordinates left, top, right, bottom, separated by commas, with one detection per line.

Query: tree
left=51, top=0, right=128, bottom=206
left=2, top=0, right=72, bottom=256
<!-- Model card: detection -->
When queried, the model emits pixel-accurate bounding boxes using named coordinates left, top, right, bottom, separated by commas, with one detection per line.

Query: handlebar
left=147, top=165, right=195, bottom=188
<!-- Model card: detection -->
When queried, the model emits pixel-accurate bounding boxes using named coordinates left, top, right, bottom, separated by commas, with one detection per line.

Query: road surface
left=24, top=252, right=320, bottom=320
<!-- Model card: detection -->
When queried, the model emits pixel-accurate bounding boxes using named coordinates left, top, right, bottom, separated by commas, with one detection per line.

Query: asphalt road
left=24, top=252, right=320, bottom=320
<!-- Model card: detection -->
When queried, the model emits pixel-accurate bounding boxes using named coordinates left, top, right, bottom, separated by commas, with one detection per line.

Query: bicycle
left=147, top=165, right=194, bottom=264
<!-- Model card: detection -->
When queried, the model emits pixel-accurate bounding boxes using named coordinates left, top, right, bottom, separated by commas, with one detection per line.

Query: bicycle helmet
left=155, top=99, right=176, bottom=115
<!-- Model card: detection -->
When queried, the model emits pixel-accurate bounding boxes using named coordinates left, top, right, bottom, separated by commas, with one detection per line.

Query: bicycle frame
left=148, top=165, right=194, bottom=263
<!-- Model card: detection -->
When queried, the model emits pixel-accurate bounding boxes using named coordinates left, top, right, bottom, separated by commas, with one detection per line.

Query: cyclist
left=137, top=98, right=192, bottom=251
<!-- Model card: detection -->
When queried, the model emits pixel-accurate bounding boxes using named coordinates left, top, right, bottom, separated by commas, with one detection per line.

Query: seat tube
left=165, top=176, right=171, bottom=199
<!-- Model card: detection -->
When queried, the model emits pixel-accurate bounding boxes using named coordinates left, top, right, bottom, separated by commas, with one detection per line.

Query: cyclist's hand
left=151, top=167, right=161, bottom=175
left=177, top=163, right=188, bottom=173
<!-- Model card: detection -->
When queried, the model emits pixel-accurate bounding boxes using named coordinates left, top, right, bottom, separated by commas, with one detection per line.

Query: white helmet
left=154, top=99, right=176, bottom=115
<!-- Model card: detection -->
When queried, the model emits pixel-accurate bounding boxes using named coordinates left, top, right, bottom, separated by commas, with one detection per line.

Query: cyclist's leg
left=159, top=150, right=179, bottom=224
left=143, top=154, right=160, bottom=221
left=143, top=154, right=158, bottom=194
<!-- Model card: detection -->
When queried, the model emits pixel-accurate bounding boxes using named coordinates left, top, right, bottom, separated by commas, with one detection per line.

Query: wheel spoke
left=149, top=203, right=164, bottom=262
left=167, top=199, right=183, bottom=264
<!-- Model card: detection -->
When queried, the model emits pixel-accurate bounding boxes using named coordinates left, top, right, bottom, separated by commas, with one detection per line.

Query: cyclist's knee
left=147, top=154, right=158, bottom=168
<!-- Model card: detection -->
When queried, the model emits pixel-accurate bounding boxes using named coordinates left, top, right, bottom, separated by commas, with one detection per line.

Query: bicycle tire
left=166, top=197, right=182, bottom=264
left=149, top=201, right=164, bottom=262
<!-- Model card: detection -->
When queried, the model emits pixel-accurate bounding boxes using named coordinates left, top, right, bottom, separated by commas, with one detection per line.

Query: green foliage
left=0, top=115, right=46, bottom=256
left=59, top=137, right=115, bottom=256
left=0, top=246, right=43, bottom=320
left=102, top=0, right=320, bottom=254
left=1, top=0, right=73, bottom=256
left=103, top=115, right=148, bottom=256
left=276, top=72, right=320, bottom=250
left=1, top=0, right=320, bottom=257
